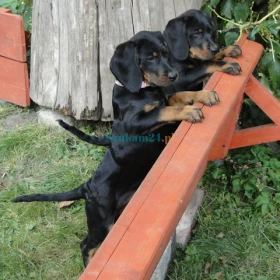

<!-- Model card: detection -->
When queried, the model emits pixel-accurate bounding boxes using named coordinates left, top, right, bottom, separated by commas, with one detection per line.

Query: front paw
left=180, top=106, right=204, bottom=123
left=196, top=90, right=220, bottom=106
left=222, top=62, right=242, bottom=75
left=227, top=45, right=242, bottom=58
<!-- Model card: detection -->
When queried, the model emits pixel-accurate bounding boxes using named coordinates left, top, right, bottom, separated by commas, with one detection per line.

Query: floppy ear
left=163, top=18, right=189, bottom=61
left=110, top=41, right=142, bottom=93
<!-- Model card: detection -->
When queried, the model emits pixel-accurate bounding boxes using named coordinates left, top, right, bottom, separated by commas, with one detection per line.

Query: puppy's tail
left=57, top=119, right=111, bottom=147
left=12, top=184, right=85, bottom=203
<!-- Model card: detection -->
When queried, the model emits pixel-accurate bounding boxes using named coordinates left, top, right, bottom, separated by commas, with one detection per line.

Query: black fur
left=164, top=9, right=242, bottom=92
left=13, top=31, right=201, bottom=267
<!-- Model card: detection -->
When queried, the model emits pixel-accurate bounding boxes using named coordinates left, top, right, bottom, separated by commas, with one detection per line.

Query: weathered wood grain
left=31, top=0, right=99, bottom=119
left=30, top=0, right=204, bottom=120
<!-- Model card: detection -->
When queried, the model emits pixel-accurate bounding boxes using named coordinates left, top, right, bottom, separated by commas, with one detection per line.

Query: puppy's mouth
left=144, top=73, right=178, bottom=87
left=189, top=47, right=216, bottom=61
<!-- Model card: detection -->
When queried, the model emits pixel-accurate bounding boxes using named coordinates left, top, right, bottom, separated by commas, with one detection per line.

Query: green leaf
left=274, top=193, right=280, bottom=204
left=232, top=178, right=241, bottom=192
left=265, top=20, right=280, bottom=37
left=233, top=2, right=250, bottom=23
left=210, top=0, right=220, bottom=8
left=259, top=74, right=272, bottom=92
left=261, top=52, right=273, bottom=69
left=220, top=0, right=234, bottom=19
left=261, top=204, right=269, bottom=216
left=255, top=192, right=270, bottom=207
left=212, top=167, right=224, bottom=179
left=268, top=57, right=280, bottom=91
left=248, top=26, right=261, bottom=41
left=224, top=31, right=239, bottom=45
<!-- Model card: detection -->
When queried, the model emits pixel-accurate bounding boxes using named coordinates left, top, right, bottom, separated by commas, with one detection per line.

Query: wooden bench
left=79, top=33, right=280, bottom=279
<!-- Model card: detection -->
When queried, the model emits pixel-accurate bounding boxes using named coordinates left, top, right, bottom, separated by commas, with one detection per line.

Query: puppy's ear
left=110, top=41, right=142, bottom=93
left=163, top=18, right=189, bottom=61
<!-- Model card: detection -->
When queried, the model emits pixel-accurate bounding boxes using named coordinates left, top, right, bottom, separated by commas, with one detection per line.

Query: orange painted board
left=0, top=8, right=12, bottom=13
left=0, top=56, right=30, bottom=106
left=0, top=11, right=26, bottom=62
left=80, top=38, right=263, bottom=280
left=208, top=90, right=243, bottom=161
left=245, top=75, right=280, bottom=126
left=230, top=124, right=280, bottom=149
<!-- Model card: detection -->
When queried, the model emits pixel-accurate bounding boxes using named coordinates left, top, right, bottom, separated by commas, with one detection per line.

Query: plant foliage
left=0, top=0, right=32, bottom=32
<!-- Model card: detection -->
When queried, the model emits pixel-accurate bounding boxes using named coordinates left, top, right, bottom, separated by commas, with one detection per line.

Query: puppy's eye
left=147, top=56, right=155, bottom=61
left=194, top=29, right=203, bottom=35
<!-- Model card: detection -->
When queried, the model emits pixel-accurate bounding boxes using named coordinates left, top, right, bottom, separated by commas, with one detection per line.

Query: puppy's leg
left=159, top=106, right=204, bottom=124
left=205, top=61, right=242, bottom=76
left=168, top=90, right=219, bottom=107
left=81, top=196, right=116, bottom=267
left=215, top=45, right=242, bottom=60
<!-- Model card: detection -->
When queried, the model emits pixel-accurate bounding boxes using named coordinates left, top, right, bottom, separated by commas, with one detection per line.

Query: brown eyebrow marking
left=153, top=52, right=159, bottom=57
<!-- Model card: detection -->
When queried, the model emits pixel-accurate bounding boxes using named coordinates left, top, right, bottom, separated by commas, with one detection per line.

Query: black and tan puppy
left=164, top=9, right=242, bottom=92
left=12, top=31, right=219, bottom=267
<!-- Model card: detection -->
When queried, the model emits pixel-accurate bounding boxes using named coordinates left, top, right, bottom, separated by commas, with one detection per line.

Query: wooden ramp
left=79, top=33, right=280, bottom=280
left=0, top=8, right=29, bottom=106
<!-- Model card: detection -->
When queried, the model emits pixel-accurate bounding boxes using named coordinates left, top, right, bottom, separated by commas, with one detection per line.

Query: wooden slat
left=0, top=8, right=12, bottom=13
left=0, top=12, right=26, bottom=62
left=208, top=92, right=243, bottom=161
left=245, top=75, right=280, bottom=126
left=230, top=124, right=280, bottom=149
left=0, top=56, right=30, bottom=106
left=80, top=36, right=263, bottom=280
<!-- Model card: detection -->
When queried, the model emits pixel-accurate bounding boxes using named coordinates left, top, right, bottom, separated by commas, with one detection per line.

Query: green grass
left=1, top=104, right=280, bottom=279
left=168, top=178, right=280, bottom=280
left=0, top=105, right=107, bottom=279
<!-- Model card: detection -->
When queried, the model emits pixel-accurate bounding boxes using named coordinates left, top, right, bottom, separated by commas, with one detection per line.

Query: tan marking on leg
left=143, top=101, right=160, bottom=112
left=159, top=106, right=203, bottom=123
left=206, top=64, right=221, bottom=74
left=168, top=90, right=219, bottom=106
left=215, top=45, right=242, bottom=60
left=108, top=224, right=114, bottom=232
left=87, top=244, right=101, bottom=264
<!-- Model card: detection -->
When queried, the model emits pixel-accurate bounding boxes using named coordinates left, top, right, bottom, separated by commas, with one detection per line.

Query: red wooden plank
left=80, top=38, right=263, bottom=280
left=0, top=8, right=12, bottom=13
left=0, top=56, right=30, bottom=106
left=208, top=87, right=243, bottom=161
left=245, top=75, right=280, bottom=126
left=0, top=12, right=26, bottom=62
left=230, top=124, right=280, bottom=149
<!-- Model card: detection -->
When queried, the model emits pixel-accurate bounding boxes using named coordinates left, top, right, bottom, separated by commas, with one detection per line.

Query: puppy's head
left=110, top=31, right=178, bottom=93
left=163, top=9, right=219, bottom=61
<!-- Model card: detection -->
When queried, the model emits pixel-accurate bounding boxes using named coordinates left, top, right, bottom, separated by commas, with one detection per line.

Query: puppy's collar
left=115, top=80, right=149, bottom=90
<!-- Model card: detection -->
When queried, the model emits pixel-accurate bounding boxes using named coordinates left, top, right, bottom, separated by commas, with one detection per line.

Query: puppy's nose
left=168, top=71, right=178, bottom=81
left=210, top=45, right=219, bottom=54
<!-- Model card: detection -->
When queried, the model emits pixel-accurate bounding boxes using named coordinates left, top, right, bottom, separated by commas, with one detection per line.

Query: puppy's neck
left=115, top=80, right=149, bottom=89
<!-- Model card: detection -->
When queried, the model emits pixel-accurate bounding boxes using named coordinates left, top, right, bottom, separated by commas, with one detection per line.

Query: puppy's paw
left=227, top=45, right=242, bottom=58
left=222, top=62, right=242, bottom=75
left=196, top=90, right=220, bottom=106
left=180, top=106, right=204, bottom=123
